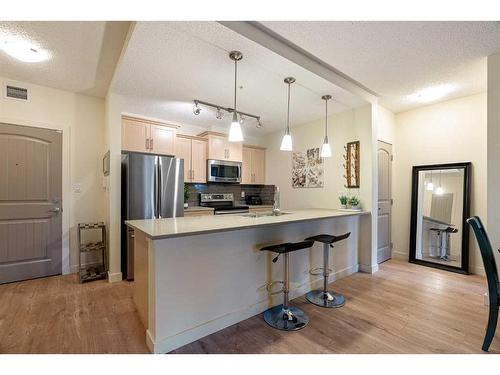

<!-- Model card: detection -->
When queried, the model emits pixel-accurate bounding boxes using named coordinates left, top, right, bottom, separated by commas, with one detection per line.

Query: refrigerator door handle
left=157, top=156, right=162, bottom=218
left=153, top=155, right=159, bottom=218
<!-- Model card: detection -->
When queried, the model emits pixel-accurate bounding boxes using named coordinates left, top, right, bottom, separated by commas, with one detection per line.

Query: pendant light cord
left=286, top=82, right=291, bottom=134
left=325, top=98, right=328, bottom=137
left=234, top=59, right=238, bottom=115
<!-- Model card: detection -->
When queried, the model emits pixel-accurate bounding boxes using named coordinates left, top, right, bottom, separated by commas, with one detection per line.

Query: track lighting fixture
left=193, top=101, right=201, bottom=115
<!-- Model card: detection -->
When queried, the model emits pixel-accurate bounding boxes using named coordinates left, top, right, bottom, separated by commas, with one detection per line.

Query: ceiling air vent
left=5, top=85, right=29, bottom=101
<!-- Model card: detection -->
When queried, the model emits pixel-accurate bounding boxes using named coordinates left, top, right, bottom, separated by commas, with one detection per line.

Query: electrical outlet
left=73, top=183, right=81, bottom=194
left=241, top=191, right=245, bottom=198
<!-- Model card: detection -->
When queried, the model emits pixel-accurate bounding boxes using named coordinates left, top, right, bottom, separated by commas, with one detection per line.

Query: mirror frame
left=409, top=162, right=471, bottom=274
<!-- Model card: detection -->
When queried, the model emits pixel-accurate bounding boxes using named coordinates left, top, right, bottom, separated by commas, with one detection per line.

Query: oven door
left=207, top=159, right=242, bottom=183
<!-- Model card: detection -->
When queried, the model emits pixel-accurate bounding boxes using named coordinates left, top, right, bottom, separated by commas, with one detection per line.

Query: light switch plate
left=241, top=191, right=245, bottom=198
left=73, top=183, right=81, bottom=193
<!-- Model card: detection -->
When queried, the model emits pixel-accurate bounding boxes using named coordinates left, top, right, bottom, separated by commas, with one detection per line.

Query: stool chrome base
left=263, top=304, right=309, bottom=331
left=306, top=290, right=345, bottom=308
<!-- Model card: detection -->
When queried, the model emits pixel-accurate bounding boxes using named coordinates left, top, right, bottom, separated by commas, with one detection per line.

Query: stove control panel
left=200, top=193, right=234, bottom=203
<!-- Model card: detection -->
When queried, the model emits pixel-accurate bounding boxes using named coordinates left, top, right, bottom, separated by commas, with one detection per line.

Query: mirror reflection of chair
left=467, top=216, right=499, bottom=351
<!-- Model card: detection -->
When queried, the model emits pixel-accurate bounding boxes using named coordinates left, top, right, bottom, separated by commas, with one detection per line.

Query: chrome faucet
left=272, top=186, right=281, bottom=216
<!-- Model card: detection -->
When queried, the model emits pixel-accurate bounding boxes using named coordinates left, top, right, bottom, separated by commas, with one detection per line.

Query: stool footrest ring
left=309, top=267, right=333, bottom=276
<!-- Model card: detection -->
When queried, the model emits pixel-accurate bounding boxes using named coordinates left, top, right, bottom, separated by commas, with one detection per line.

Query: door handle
left=49, top=207, right=60, bottom=213
left=146, top=138, right=150, bottom=150
left=150, top=138, right=153, bottom=150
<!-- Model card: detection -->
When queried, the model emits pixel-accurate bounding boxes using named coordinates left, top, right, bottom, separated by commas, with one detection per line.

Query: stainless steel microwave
left=207, top=159, right=242, bottom=183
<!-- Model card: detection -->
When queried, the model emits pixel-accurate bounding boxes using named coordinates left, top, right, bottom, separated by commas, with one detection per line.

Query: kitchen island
left=126, top=208, right=368, bottom=353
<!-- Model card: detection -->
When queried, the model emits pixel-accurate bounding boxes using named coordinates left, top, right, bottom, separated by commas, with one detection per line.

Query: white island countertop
left=126, top=208, right=367, bottom=240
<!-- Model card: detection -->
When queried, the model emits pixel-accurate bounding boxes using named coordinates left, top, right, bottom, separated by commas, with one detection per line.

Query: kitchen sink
left=240, top=211, right=291, bottom=218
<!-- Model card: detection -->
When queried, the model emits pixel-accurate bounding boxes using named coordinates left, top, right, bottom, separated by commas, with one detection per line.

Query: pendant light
left=320, top=94, right=332, bottom=158
left=435, top=170, right=444, bottom=195
left=280, top=77, right=295, bottom=151
left=228, top=51, right=244, bottom=142
left=426, top=170, right=434, bottom=191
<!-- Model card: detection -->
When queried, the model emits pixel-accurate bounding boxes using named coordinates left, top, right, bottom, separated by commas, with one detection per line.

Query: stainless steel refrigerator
left=121, top=152, right=184, bottom=280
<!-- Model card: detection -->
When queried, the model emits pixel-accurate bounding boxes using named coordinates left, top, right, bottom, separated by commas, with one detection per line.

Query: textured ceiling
left=262, top=21, right=500, bottom=113
left=112, top=21, right=366, bottom=136
left=0, top=21, right=130, bottom=97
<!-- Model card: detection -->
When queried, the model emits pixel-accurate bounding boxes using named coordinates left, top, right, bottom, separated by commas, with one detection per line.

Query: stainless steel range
left=199, top=193, right=249, bottom=215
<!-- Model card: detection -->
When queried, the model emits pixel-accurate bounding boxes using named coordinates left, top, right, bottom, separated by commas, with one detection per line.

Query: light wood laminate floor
left=0, top=259, right=497, bottom=354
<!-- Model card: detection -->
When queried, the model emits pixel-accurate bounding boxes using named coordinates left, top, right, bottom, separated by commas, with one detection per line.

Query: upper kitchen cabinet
left=199, top=131, right=242, bottom=162
left=122, top=115, right=178, bottom=156
left=242, top=145, right=266, bottom=185
left=175, top=134, right=207, bottom=183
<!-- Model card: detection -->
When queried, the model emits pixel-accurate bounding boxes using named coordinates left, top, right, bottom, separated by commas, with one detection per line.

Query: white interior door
left=0, top=123, right=63, bottom=283
left=377, top=141, right=393, bottom=263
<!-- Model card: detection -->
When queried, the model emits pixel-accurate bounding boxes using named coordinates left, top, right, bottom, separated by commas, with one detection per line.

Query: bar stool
left=305, top=233, right=351, bottom=308
left=260, top=240, right=315, bottom=331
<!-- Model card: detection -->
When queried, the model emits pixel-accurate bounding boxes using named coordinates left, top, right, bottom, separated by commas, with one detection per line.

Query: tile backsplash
left=185, top=183, right=275, bottom=206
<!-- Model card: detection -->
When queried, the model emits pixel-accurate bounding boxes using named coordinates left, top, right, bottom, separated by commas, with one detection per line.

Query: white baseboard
left=107, top=272, right=122, bottom=283
left=147, top=263, right=359, bottom=354
left=470, top=264, right=485, bottom=276
left=391, top=251, right=408, bottom=260
left=359, top=263, right=379, bottom=274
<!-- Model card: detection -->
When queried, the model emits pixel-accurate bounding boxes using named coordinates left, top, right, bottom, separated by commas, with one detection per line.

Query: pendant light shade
left=280, top=77, right=295, bottom=151
left=229, top=112, right=243, bottom=142
left=280, top=134, right=293, bottom=151
left=320, top=95, right=332, bottom=158
left=228, top=51, right=244, bottom=142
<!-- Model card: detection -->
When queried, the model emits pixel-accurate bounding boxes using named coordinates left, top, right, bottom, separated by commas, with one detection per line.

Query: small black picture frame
left=409, top=162, right=471, bottom=274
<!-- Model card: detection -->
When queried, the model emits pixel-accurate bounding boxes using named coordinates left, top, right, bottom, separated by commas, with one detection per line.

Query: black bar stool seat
left=260, top=240, right=314, bottom=331
left=305, top=233, right=351, bottom=245
left=305, top=232, right=351, bottom=308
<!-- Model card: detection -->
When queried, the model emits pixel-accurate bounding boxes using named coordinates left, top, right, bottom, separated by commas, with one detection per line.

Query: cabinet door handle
left=150, top=138, right=153, bottom=150
left=146, top=138, right=150, bottom=150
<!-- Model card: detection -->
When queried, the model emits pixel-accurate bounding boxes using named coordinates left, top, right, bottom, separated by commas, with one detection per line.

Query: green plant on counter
left=339, top=194, right=349, bottom=206
left=348, top=196, right=360, bottom=207
left=184, top=183, right=190, bottom=203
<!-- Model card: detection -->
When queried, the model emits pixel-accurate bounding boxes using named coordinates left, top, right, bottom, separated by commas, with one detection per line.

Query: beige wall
left=393, top=92, right=487, bottom=274
left=259, top=104, right=378, bottom=272
left=488, top=53, right=500, bottom=270
left=0, top=76, right=106, bottom=274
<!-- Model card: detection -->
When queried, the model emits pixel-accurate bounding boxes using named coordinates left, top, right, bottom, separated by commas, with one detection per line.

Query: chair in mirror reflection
left=410, top=163, right=471, bottom=274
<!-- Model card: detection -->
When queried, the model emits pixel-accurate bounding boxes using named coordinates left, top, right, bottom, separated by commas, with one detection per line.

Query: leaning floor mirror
left=409, top=162, right=471, bottom=274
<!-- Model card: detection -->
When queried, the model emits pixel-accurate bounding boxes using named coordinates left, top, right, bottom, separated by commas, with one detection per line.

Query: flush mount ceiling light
left=320, top=94, right=332, bottom=158
left=192, top=51, right=263, bottom=135
left=0, top=36, right=50, bottom=63
left=407, top=84, right=456, bottom=103
left=280, top=77, right=295, bottom=152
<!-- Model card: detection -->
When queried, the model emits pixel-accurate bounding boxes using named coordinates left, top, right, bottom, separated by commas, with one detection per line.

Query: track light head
left=193, top=101, right=201, bottom=115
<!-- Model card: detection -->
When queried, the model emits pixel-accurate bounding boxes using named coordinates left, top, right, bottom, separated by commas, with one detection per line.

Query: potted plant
left=348, top=196, right=361, bottom=210
left=184, top=184, right=190, bottom=209
left=339, top=194, right=349, bottom=209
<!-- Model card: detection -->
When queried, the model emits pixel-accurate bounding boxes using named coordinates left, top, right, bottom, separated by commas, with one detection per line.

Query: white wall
left=487, top=53, right=500, bottom=270
left=393, top=93, right=487, bottom=274
left=378, top=105, right=396, bottom=145
left=104, top=92, right=124, bottom=282
left=0, top=77, right=106, bottom=274
left=259, top=105, right=378, bottom=272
